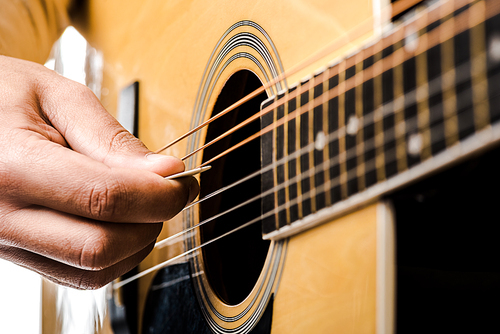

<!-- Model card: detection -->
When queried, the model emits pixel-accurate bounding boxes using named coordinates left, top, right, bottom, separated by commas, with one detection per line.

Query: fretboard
left=261, top=0, right=500, bottom=239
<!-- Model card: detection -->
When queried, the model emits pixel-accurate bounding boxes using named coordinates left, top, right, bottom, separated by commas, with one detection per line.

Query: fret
left=381, top=40, right=398, bottom=178
left=275, top=93, right=287, bottom=228
left=322, top=68, right=332, bottom=207
left=362, top=45, right=378, bottom=188
left=328, top=67, right=341, bottom=204
left=355, top=50, right=366, bottom=193
left=261, top=97, right=277, bottom=234
left=470, top=1, right=490, bottom=131
left=313, top=74, right=326, bottom=211
left=441, top=1, right=460, bottom=148
left=299, top=81, right=312, bottom=216
left=402, top=23, right=421, bottom=168
left=282, top=89, right=292, bottom=225
left=308, top=77, right=318, bottom=213
left=393, top=28, right=409, bottom=174
left=455, top=9, right=476, bottom=141
left=287, top=86, right=300, bottom=222
left=373, top=40, right=386, bottom=184
left=424, top=36, right=445, bottom=155
left=345, top=56, right=358, bottom=197
left=337, top=61, right=348, bottom=200
left=295, top=82, right=305, bottom=219
left=486, top=3, right=500, bottom=123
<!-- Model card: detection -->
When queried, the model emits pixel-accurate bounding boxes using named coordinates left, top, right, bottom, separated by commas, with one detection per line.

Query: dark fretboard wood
left=261, top=0, right=500, bottom=239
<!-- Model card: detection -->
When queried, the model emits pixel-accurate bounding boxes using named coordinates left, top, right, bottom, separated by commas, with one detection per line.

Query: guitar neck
left=262, top=0, right=500, bottom=239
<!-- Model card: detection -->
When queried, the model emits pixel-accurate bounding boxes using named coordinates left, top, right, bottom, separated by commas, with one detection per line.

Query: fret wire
left=374, top=35, right=386, bottom=183
left=441, top=0, right=459, bottom=148
left=470, top=0, right=490, bottom=131
left=308, top=76, right=317, bottom=214
left=345, top=54, right=360, bottom=197
left=355, top=48, right=366, bottom=193
left=416, top=12, right=432, bottom=161
left=393, top=28, right=408, bottom=174
left=381, top=33, right=396, bottom=178
left=283, top=90, right=291, bottom=224
left=272, top=96, right=279, bottom=230
left=295, top=83, right=304, bottom=219
left=322, top=67, right=332, bottom=207
left=338, top=61, right=348, bottom=199
left=328, top=64, right=341, bottom=204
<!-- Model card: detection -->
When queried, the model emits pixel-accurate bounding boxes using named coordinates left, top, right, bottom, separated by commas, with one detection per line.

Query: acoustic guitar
left=42, top=0, right=500, bottom=333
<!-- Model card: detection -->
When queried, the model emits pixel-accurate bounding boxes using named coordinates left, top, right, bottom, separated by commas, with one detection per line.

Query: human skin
left=0, top=55, right=199, bottom=289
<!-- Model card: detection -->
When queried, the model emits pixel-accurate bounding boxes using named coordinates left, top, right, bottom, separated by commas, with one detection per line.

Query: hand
left=0, top=56, right=199, bottom=289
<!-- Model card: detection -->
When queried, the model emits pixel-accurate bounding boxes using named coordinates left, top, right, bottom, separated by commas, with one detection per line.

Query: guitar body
left=41, top=0, right=500, bottom=333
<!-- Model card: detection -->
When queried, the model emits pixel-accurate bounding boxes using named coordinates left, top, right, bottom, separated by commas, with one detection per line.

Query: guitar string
left=153, top=8, right=376, bottom=154
left=116, top=56, right=496, bottom=290
left=116, top=76, right=490, bottom=289
left=181, top=0, right=484, bottom=167
left=156, top=2, right=487, bottom=259
left=115, top=0, right=492, bottom=287
left=176, top=9, right=487, bottom=215
left=155, top=53, right=480, bottom=250
left=154, top=0, right=466, bottom=155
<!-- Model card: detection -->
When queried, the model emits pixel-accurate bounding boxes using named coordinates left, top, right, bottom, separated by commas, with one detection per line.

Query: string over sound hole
left=200, top=70, right=270, bottom=305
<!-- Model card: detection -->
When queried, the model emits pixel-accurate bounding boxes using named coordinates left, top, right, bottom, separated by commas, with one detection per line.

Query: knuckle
left=66, top=80, right=95, bottom=99
left=107, top=128, right=143, bottom=156
left=79, top=233, right=108, bottom=271
left=86, top=178, right=126, bottom=221
left=50, top=79, right=97, bottom=109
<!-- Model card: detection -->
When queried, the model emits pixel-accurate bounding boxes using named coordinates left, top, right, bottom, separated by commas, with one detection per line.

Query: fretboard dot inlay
left=315, top=131, right=327, bottom=151
left=408, top=133, right=423, bottom=156
left=405, top=27, right=419, bottom=52
left=346, top=115, right=360, bottom=135
left=488, top=34, right=500, bottom=62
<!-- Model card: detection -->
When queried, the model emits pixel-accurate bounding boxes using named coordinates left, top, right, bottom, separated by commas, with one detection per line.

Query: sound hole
left=199, top=70, right=270, bottom=305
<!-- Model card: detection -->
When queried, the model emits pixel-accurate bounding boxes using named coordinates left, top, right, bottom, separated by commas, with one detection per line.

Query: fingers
left=1, top=205, right=162, bottom=270
left=0, top=242, right=156, bottom=290
left=0, top=56, right=199, bottom=288
left=1, top=137, right=198, bottom=222
left=0, top=56, right=199, bottom=221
